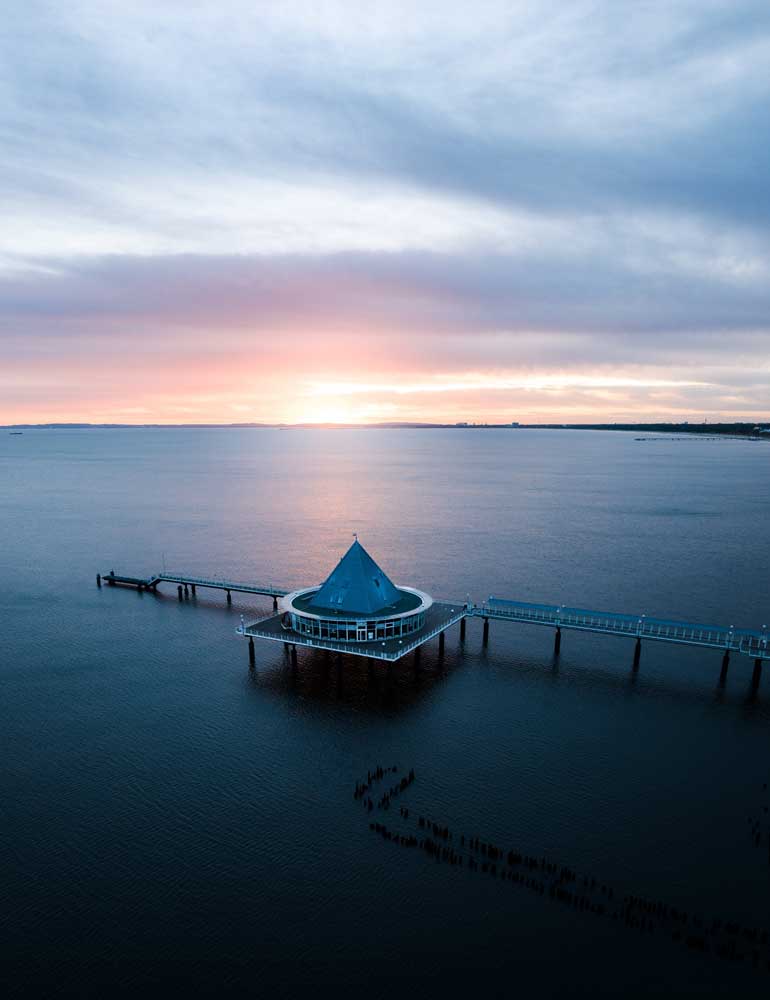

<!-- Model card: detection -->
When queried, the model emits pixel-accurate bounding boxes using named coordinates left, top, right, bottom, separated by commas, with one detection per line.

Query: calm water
left=2, top=428, right=769, bottom=998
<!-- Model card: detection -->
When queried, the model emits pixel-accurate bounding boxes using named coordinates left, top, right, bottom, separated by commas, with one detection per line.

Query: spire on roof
left=312, top=539, right=401, bottom=615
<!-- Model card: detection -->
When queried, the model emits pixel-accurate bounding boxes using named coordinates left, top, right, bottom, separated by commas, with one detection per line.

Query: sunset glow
left=2, top=3, right=769, bottom=425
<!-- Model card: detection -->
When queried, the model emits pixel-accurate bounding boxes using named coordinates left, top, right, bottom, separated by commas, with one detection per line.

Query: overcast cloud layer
left=1, top=1, right=769, bottom=423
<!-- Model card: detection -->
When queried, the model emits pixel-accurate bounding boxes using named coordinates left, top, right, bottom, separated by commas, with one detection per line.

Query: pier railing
left=99, top=565, right=769, bottom=669
left=158, top=573, right=287, bottom=597
left=477, top=598, right=769, bottom=658
left=238, top=607, right=468, bottom=662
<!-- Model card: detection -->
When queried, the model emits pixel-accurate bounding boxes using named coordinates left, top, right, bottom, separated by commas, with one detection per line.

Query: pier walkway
left=99, top=569, right=287, bottom=606
left=473, top=599, right=769, bottom=660
left=99, top=566, right=768, bottom=683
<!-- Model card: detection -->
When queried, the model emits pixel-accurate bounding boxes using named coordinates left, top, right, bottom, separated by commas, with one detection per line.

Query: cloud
left=1, top=1, right=769, bottom=422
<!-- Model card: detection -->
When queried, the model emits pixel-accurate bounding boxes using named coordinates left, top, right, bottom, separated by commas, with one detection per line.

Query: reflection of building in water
left=280, top=538, right=432, bottom=643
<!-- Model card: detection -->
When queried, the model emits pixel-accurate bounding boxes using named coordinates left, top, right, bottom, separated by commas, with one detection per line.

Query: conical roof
left=311, top=539, right=401, bottom=615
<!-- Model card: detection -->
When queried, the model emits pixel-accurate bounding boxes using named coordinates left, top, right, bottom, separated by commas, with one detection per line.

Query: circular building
left=280, top=538, right=433, bottom=643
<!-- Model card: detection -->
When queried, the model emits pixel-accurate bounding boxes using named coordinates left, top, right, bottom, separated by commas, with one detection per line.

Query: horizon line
left=4, top=420, right=769, bottom=431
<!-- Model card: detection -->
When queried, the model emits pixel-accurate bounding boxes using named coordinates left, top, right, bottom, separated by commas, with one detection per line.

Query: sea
left=1, top=427, right=769, bottom=998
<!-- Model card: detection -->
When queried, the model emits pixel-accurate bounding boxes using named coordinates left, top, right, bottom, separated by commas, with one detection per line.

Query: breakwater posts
left=357, top=764, right=770, bottom=974
left=748, top=779, right=770, bottom=864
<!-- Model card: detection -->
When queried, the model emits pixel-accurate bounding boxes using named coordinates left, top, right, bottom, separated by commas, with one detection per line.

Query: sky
left=1, top=1, right=769, bottom=425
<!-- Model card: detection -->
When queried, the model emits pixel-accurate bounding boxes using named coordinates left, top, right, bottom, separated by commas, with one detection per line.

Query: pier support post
left=96, top=573, right=101, bottom=587
left=184, top=584, right=189, bottom=597
left=177, top=585, right=183, bottom=601
left=483, top=618, right=489, bottom=647
left=633, top=638, right=642, bottom=670
left=283, top=642, right=289, bottom=655
left=752, top=659, right=762, bottom=690
left=191, top=584, right=196, bottom=596
left=438, top=630, right=445, bottom=655
left=460, top=617, right=466, bottom=642
left=719, top=650, right=730, bottom=685
left=291, top=645, right=298, bottom=668
left=226, top=590, right=232, bottom=605
left=273, top=595, right=278, bottom=611
left=554, top=627, right=561, bottom=656
left=248, top=637, right=255, bottom=666
left=414, top=645, right=421, bottom=666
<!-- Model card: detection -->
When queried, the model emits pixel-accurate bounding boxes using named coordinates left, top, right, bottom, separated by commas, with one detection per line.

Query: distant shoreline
left=3, top=421, right=769, bottom=438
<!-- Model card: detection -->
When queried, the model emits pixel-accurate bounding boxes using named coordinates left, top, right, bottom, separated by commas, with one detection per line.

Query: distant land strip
left=3, top=421, right=770, bottom=438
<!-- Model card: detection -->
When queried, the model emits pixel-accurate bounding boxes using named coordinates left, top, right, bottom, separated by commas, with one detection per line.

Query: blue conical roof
left=312, top=539, right=401, bottom=615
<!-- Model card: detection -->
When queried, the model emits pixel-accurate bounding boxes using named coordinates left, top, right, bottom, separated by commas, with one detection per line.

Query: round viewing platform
left=281, top=584, right=433, bottom=643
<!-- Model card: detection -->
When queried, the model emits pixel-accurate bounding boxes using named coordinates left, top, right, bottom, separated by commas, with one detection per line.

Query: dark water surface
left=2, top=428, right=769, bottom=998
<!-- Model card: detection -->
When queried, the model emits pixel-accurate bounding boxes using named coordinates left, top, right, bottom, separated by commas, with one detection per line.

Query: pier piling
left=191, top=584, right=196, bottom=596
left=554, top=627, right=562, bottom=656
left=483, top=618, right=489, bottom=647
left=273, top=595, right=278, bottom=611
left=177, top=585, right=183, bottom=601
left=291, top=645, right=298, bottom=668
left=438, top=630, right=445, bottom=655
left=633, top=638, right=642, bottom=670
left=96, top=573, right=101, bottom=587
left=460, top=617, right=466, bottom=642
left=248, top=636, right=255, bottom=665
left=719, top=650, right=730, bottom=685
left=226, top=590, right=232, bottom=605
left=752, top=659, right=762, bottom=690
left=184, top=584, right=189, bottom=597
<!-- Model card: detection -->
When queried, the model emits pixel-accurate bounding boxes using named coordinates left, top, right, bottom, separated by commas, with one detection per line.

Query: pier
left=97, top=570, right=285, bottom=608
left=100, top=543, right=769, bottom=683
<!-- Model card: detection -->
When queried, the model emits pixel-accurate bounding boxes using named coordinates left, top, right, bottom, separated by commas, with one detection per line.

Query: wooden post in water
left=291, top=645, right=298, bottom=668
left=226, top=589, right=232, bottom=605
left=177, top=584, right=183, bottom=601
left=438, top=630, right=445, bottom=655
left=482, top=618, right=489, bottom=647
left=719, top=649, right=730, bottom=685
left=184, top=584, right=189, bottom=597
left=191, top=584, right=196, bottom=596
left=633, top=638, right=642, bottom=670
left=554, top=627, right=562, bottom=656
left=96, top=573, right=101, bottom=587
left=248, top=636, right=255, bottom=665
left=752, top=659, right=762, bottom=690
left=273, top=595, right=278, bottom=611
left=460, top=617, right=466, bottom=642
